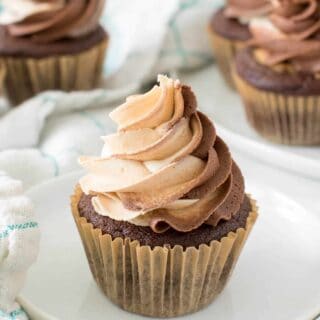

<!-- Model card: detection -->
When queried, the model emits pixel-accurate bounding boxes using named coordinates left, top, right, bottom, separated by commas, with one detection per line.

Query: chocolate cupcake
left=71, top=75, right=258, bottom=317
left=208, top=0, right=272, bottom=88
left=234, top=0, right=320, bottom=145
left=0, top=0, right=108, bottom=105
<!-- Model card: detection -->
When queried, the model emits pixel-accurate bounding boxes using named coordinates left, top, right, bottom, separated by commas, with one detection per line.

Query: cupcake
left=71, top=75, right=258, bottom=317
left=234, top=0, right=320, bottom=145
left=208, top=0, right=272, bottom=88
left=0, top=0, right=108, bottom=105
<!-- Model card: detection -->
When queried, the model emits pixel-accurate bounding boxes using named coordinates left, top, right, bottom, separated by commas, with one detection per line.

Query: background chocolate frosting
left=250, top=0, right=320, bottom=72
left=79, top=76, right=246, bottom=233
left=1, top=0, right=105, bottom=43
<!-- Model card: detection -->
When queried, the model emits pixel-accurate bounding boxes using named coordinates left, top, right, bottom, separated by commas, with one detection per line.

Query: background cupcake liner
left=0, top=39, right=108, bottom=106
left=71, top=186, right=258, bottom=318
left=208, top=28, right=244, bottom=90
left=234, top=70, right=320, bottom=145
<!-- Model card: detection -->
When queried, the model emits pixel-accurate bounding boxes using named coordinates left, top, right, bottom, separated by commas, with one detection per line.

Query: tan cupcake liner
left=71, top=185, right=258, bottom=317
left=0, top=39, right=108, bottom=106
left=234, top=70, right=320, bottom=145
left=208, top=27, right=245, bottom=90
left=0, top=62, right=5, bottom=95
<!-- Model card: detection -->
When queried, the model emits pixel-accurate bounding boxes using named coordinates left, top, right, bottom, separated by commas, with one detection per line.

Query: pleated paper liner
left=0, top=39, right=108, bottom=106
left=0, top=62, right=5, bottom=94
left=234, top=69, right=320, bottom=145
left=207, top=27, right=245, bottom=90
left=71, top=185, right=258, bottom=318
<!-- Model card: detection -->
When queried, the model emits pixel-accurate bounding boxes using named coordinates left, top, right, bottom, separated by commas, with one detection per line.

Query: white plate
left=22, top=171, right=320, bottom=320
left=179, top=67, right=320, bottom=180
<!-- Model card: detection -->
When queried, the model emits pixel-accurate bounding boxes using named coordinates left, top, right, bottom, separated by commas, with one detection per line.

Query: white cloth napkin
left=0, top=90, right=125, bottom=188
left=0, top=172, right=40, bottom=319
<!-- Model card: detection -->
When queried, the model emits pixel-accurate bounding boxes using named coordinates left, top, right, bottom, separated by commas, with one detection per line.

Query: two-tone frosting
left=224, top=0, right=272, bottom=22
left=79, top=75, right=245, bottom=233
left=0, top=0, right=105, bottom=43
left=250, top=0, right=320, bottom=72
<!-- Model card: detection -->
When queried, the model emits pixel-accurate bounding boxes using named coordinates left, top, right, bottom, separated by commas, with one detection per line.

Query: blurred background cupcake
left=0, top=0, right=108, bottom=106
left=234, top=0, right=320, bottom=145
left=208, top=0, right=272, bottom=89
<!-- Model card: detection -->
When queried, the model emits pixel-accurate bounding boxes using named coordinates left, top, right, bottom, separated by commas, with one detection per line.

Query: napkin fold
left=0, top=172, right=40, bottom=319
left=0, top=89, right=129, bottom=188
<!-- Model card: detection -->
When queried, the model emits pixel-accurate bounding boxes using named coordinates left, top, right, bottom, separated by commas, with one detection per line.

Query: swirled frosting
left=250, top=0, right=320, bottom=72
left=0, top=0, right=105, bottom=43
left=79, top=75, right=245, bottom=233
left=224, top=0, right=272, bottom=21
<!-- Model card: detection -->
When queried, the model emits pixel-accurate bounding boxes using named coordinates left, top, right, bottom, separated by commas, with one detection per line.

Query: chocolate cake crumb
left=78, top=193, right=252, bottom=249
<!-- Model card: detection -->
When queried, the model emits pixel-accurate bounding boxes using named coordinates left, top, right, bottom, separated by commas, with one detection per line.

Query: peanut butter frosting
left=250, top=0, right=320, bottom=72
left=79, top=75, right=245, bottom=233
left=0, top=0, right=105, bottom=43
left=224, top=0, right=272, bottom=21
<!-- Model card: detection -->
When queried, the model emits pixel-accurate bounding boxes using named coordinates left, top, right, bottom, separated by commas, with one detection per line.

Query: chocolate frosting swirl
left=79, top=75, right=245, bottom=233
left=0, top=0, right=105, bottom=43
left=250, top=0, right=320, bottom=72
left=225, top=0, right=272, bottom=20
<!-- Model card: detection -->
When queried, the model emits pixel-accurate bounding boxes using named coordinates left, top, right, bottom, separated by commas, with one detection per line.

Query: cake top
left=0, top=172, right=40, bottom=318
left=224, top=0, right=272, bottom=21
left=250, top=0, right=320, bottom=72
left=79, top=75, right=245, bottom=233
left=0, top=0, right=105, bottom=43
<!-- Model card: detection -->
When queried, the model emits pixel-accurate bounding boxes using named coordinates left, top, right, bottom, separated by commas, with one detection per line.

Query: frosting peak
left=79, top=75, right=245, bottom=233
left=250, top=0, right=320, bottom=72
left=0, top=0, right=106, bottom=43
left=110, top=76, right=182, bottom=132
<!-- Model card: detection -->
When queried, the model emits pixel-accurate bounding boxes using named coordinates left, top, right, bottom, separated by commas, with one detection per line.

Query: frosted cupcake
left=71, top=75, right=258, bottom=317
left=0, top=0, right=108, bottom=105
left=208, top=0, right=272, bottom=88
left=234, top=0, right=320, bottom=145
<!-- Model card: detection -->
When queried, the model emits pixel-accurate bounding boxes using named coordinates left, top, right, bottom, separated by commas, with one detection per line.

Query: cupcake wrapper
left=0, top=39, right=108, bottom=106
left=208, top=28, right=245, bottom=90
left=234, top=70, right=320, bottom=145
left=71, top=186, right=258, bottom=318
